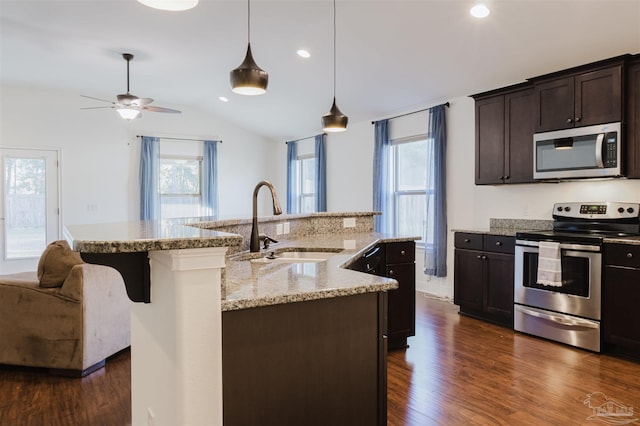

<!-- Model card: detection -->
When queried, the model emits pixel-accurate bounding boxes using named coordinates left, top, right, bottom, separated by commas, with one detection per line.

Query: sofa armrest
left=59, top=264, right=131, bottom=368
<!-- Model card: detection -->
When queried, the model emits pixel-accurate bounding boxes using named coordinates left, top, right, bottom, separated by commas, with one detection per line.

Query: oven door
left=514, top=240, right=602, bottom=320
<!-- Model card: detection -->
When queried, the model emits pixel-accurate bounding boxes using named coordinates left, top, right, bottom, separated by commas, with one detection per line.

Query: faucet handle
left=259, top=234, right=278, bottom=249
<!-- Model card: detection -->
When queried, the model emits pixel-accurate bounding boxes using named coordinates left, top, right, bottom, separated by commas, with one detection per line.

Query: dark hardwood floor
left=2, top=293, right=640, bottom=425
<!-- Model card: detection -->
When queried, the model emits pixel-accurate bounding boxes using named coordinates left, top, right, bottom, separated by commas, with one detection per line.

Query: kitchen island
left=65, top=212, right=413, bottom=426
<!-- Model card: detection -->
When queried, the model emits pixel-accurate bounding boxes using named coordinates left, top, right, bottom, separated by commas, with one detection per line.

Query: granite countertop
left=64, top=216, right=419, bottom=310
left=222, top=233, right=417, bottom=311
left=64, top=220, right=243, bottom=253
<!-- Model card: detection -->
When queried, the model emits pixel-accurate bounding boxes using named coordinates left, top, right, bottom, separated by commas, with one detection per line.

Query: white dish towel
left=537, top=241, right=563, bottom=287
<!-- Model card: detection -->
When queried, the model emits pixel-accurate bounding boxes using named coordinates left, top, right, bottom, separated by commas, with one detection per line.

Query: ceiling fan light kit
left=117, top=108, right=142, bottom=120
left=230, top=0, right=268, bottom=95
left=137, top=0, right=198, bottom=12
left=81, top=53, right=181, bottom=120
left=322, top=0, right=348, bottom=132
left=230, top=43, right=268, bottom=95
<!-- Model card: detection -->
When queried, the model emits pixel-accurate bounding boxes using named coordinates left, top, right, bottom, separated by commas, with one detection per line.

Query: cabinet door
left=534, top=76, right=574, bottom=132
left=603, top=266, right=640, bottom=356
left=454, top=249, right=483, bottom=310
left=386, top=262, right=415, bottom=345
left=575, top=66, right=622, bottom=127
left=626, top=60, right=640, bottom=178
left=475, top=96, right=505, bottom=185
left=504, top=88, right=535, bottom=183
left=484, top=252, right=514, bottom=323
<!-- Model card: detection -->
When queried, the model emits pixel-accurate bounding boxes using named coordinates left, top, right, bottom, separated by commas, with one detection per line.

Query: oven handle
left=517, top=306, right=599, bottom=329
left=515, top=239, right=601, bottom=252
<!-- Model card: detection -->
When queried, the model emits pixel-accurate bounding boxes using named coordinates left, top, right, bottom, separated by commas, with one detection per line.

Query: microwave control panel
left=604, top=132, right=618, bottom=167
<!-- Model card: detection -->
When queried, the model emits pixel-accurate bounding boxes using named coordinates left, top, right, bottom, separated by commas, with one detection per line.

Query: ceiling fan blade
left=143, top=105, right=182, bottom=114
left=81, top=95, right=115, bottom=104
left=80, top=106, right=116, bottom=110
left=132, top=97, right=154, bottom=106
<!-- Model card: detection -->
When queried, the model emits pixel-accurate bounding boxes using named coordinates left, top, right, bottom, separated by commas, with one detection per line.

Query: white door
left=0, top=148, right=60, bottom=274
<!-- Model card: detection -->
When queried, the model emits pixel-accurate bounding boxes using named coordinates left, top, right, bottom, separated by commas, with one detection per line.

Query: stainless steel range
left=514, top=201, right=640, bottom=352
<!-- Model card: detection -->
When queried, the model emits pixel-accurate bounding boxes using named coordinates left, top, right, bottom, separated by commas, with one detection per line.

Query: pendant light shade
left=322, top=0, right=348, bottom=132
left=230, top=43, right=268, bottom=95
left=322, top=98, right=348, bottom=132
left=230, top=0, right=268, bottom=95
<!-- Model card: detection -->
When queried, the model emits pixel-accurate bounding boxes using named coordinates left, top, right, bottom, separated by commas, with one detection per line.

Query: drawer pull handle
left=400, top=250, right=406, bottom=256
left=495, top=241, right=502, bottom=246
left=464, top=238, right=470, bottom=243
left=388, top=270, right=394, bottom=276
left=477, top=255, right=482, bottom=259
left=627, top=253, right=634, bottom=258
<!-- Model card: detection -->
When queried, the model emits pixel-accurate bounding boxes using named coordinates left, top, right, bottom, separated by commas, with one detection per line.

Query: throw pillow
left=37, top=240, right=85, bottom=288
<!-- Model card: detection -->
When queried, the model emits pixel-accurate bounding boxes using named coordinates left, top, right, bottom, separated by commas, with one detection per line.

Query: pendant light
left=322, top=0, right=348, bottom=132
left=230, top=0, right=268, bottom=95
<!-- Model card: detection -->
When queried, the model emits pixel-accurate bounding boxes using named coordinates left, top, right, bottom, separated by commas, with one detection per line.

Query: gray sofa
left=0, top=242, right=130, bottom=376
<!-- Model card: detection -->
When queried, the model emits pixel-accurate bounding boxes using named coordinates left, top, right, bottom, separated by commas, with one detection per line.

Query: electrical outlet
left=283, top=222, right=290, bottom=234
left=343, top=239, right=356, bottom=249
left=87, top=204, right=98, bottom=212
left=343, top=218, right=356, bottom=228
left=276, top=223, right=283, bottom=235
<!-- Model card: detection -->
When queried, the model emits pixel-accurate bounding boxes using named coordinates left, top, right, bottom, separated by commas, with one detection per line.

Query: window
left=390, top=136, right=431, bottom=247
left=297, top=155, right=316, bottom=214
left=1, top=148, right=59, bottom=273
left=159, top=156, right=202, bottom=219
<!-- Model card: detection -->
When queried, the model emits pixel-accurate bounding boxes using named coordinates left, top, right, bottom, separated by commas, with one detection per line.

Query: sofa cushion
left=37, top=240, right=84, bottom=288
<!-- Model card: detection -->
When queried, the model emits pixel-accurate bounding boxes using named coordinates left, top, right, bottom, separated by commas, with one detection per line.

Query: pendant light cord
left=332, top=0, right=336, bottom=98
left=247, top=0, right=251, bottom=44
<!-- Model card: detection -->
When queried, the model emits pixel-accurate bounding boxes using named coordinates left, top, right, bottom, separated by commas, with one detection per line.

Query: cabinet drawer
left=605, top=244, right=640, bottom=269
left=454, top=233, right=483, bottom=250
left=483, top=235, right=515, bottom=254
left=386, top=241, right=415, bottom=264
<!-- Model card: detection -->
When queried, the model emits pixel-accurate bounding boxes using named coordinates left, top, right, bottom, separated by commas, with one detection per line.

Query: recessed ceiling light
left=470, top=3, right=490, bottom=18
left=218, top=96, right=229, bottom=102
left=297, top=49, right=311, bottom=59
left=137, top=0, right=198, bottom=11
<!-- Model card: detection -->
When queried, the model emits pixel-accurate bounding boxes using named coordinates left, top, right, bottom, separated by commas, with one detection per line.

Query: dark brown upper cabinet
left=473, top=84, right=535, bottom=185
left=531, top=57, right=626, bottom=133
left=625, top=57, right=640, bottom=178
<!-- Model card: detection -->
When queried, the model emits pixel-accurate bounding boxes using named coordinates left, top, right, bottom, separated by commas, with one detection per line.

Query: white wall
left=321, top=96, right=640, bottom=299
left=6, top=85, right=640, bottom=299
left=1, top=85, right=283, bottom=231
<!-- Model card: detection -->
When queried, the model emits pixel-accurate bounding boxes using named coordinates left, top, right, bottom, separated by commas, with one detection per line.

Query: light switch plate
left=276, top=224, right=283, bottom=235
left=283, top=222, right=290, bottom=234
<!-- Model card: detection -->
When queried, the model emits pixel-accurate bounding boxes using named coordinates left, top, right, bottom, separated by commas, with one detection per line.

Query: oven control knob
left=618, top=207, right=625, bottom=213
left=627, top=207, right=635, bottom=214
left=564, top=206, right=571, bottom=212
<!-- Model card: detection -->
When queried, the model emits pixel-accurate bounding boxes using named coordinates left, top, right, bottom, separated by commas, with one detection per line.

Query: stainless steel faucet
left=250, top=180, right=283, bottom=252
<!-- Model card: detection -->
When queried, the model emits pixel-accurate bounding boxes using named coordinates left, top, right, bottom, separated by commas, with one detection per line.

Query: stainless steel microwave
left=533, top=122, right=621, bottom=180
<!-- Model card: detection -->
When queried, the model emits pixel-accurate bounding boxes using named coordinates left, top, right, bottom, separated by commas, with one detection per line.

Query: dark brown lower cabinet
left=603, top=244, right=640, bottom=360
left=222, top=292, right=387, bottom=426
left=454, top=232, right=514, bottom=327
left=347, top=241, right=416, bottom=350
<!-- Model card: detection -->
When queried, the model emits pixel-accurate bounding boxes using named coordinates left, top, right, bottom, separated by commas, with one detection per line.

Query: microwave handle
left=595, top=133, right=605, bottom=168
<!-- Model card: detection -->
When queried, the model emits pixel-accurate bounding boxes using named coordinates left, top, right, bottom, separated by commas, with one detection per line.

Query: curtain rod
left=371, top=102, right=450, bottom=124
left=285, top=133, right=326, bottom=144
left=136, top=135, right=222, bottom=143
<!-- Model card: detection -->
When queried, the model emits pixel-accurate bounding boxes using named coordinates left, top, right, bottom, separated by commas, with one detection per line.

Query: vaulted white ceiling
left=2, top=0, right=640, bottom=141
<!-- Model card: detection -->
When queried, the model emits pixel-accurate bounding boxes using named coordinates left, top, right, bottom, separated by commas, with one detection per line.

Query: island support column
left=130, top=247, right=227, bottom=426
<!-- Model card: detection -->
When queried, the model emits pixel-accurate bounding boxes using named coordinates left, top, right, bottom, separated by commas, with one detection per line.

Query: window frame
left=296, top=153, right=316, bottom=214
left=158, top=154, right=203, bottom=219
left=389, top=134, right=431, bottom=249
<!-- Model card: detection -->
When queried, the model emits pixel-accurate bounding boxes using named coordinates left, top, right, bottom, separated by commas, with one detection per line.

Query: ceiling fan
left=81, top=53, right=181, bottom=120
